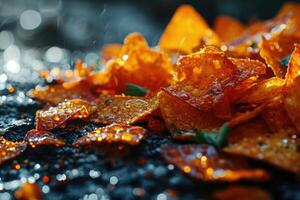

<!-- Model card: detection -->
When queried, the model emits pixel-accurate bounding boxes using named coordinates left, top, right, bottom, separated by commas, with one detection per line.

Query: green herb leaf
left=188, top=123, right=230, bottom=148
left=124, top=83, right=147, bottom=97
left=280, top=54, right=291, bottom=67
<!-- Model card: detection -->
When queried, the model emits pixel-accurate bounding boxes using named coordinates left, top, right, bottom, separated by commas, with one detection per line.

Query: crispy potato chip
left=159, top=5, right=220, bottom=54
left=36, top=99, right=97, bottom=131
left=29, top=84, right=97, bottom=105
left=259, top=34, right=300, bottom=78
left=213, top=15, right=245, bottom=42
left=25, top=130, right=65, bottom=148
left=237, top=77, right=285, bottom=104
left=161, top=144, right=268, bottom=182
left=0, top=137, right=27, bottom=165
left=101, top=44, right=122, bottom=63
left=278, top=2, right=300, bottom=37
left=158, top=90, right=224, bottom=131
left=102, top=33, right=174, bottom=93
left=91, top=95, right=159, bottom=125
left=284, top=44, right=300, bottom=132
left=14, top=182, right=43, bottom=200
left=73, top=123, right=147, bottom=146
left=212, top=186, right=271, bottom=200
left=225, top=119, right=300, bottom=173
left=226, top=14, right=289, bottom=56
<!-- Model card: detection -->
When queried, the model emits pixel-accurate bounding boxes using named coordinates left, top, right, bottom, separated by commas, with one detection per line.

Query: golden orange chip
left=277, top=2, right=300, bottom=37
left=259, top=34, right=300, bottom=78
left=73, top=123, right=147, bottom=146
left=102, top=33, right=173, bottom=93
left=237, top=77, right=285, bottom=104
left=213, top=15, right=245, bottom=42
left=161, top=144, right=268, bottom=182
left=159, top=5, right=220, bottom=54
left=0, top=137, right=27, bottom=165
left=25, top=130, right=65, bottom=148
left=225, top=119, right=300, bottom=173
left=212, top=186, right=271, bottom=200
left=36, top=99, right=97, bottom=131
left=158, top=90, right=225, bottom=131
left=262, top=100, right=296, bottom=132
left=226, top=14, right=289, bottom=56
left=91, top=95, right=159, bottom=125
left=284, top=44, right=300, bottom=132
left=14, top=182, right=43, bottom=200
left=101, top=44, right=122, bottom=63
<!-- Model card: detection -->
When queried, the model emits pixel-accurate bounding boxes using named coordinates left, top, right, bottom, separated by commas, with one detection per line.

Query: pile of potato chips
left=2, top=3, right=300, bottom=181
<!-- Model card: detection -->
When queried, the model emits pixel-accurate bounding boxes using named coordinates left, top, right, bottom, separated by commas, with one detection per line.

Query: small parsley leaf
left=124, top=83, right=147, bottom=97
left=280, top=54, right=291, bottom=67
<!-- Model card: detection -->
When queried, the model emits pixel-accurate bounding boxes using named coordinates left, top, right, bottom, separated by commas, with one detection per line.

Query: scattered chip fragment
left=0, top=137, right=27, bottom=165
left=25, top=129, right=65, bottom=148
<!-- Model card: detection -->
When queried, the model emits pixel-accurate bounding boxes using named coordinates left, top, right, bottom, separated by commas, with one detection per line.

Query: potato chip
left=29, top=84, right=97, bottom=105
left=91, top=95, right=159, bottom=125
left=14, top=182, right=43, bottom=200
left=161, top=144, right=268, bottom=182
left=237, top=77, right=285, bottom=104
left=277, top=2, right=300, bottom=37
left=283, top=44, right=300, bottom=132
left=102, top=33, right=173, bottom=93
left=259, top=34, right=300, bottom=78
left=158, top=90, right=225, bottom=131
left=73, top=123, right=147, bottom=146
left=212, top=186, right=271, bottom=200
left=101, top=44, right=122, bottom=63
left=25, top=130, right=65, bottom=148
left=159, top=5, right=220, bottom=54
left=0, top=137, right=27, bottom=165
left=224, top=119, right=300, bottom=173
left=213, top=15, right=245, bottom=42
left=36, top=99, right=97, bottom=131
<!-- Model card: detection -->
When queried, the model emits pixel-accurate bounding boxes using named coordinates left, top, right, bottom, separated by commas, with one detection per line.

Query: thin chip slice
left=73, top=123, right=147, bottom=146
left=158, top=90, right=224, bottom=131
left=36, top=99, right=97, bottom=131
left=25, top=130, right=65, bottom=148
left=91, top=95, right=159, bottom=125
left=225, top=119, right=300, bottom=173
left=159, top=5, right=220, bottom=54
left=29, top=84, right=97, bottom=105
left=161, top=144, right=268, bottom=182
left=14, top=182, right=43, bottom=200
left=212, top=186, right=271, bottom=200
left=102, top=33, right=173, bottom=93
left=237, top=77, right=285, bottom=104
left=0, top=137, right=27, bottom=165
left=213, top=15, right=245, bottom=42
left=277, top=2, right=300, bottom=37
left=101, top=44, right=122, bottom=63
left=284, top=44, right=300, bottom=132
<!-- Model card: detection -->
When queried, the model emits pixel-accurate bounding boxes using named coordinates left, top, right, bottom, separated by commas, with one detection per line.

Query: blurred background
left=0, top=0, right=299, bottom=84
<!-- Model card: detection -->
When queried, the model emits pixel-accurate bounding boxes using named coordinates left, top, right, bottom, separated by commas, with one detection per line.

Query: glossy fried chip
left=91, top=95, right=159, bottom=125
left=225, top=119, right=300, bottom=173
left=284, top=44, right=300, bottom=132
left=29, top=84, right=97, bottom=105
left=25, top=130, right=65, bottom=148
left=158, top=90, right=224, bottom=131
left=0, top=137, right=27, bottom=165
left=101, top=44, right=122, bottom=63
left=159, top=5, right=220, bottom=54
left=102, top=33, right=173, bottom=93
left=278, top=2, right=300, bottom=37
left=259, top=34, right=300, bottom=78
left=36, top=99, right=97, bottom=131
left=161, top=144, right=268, bottom=182
left=237, top=77, right=285, bottom=104
left=14, top=182, right=43, bottom=200
left=73, top=123, right=147, bottom=146
left=213, top=15, right=245, bottom=42
left=212, top=186, right=271, bottom=200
